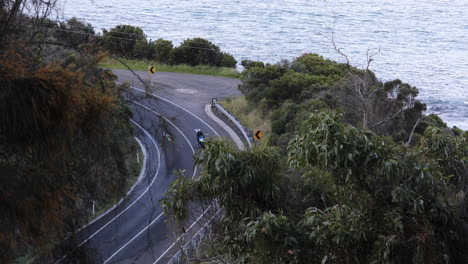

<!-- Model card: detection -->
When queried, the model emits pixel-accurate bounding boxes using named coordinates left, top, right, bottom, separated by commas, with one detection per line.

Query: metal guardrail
left=169, top=215, right=212, bottom=264
left=212, top=98, right=252, bottom=148
left=168, top=205, right=221, bottom=264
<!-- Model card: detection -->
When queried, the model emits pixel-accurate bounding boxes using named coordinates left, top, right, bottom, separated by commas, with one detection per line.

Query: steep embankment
left=0, top=44, right=137, bottom=264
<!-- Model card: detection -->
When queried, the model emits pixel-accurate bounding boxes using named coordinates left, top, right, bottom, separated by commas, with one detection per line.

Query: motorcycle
left=196, top=129, right=205, bottom=148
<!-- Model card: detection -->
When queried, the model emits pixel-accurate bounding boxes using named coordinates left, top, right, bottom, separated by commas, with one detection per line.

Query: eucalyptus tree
left=163, top=110, right=467, bottom=263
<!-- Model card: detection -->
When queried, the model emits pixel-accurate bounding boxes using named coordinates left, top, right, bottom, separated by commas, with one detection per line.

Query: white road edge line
left=103, top=212, right=165, bottom=264
left=130, top=100, right=197, bottom=178
left=55, top=120, right=161, bottom=264
left=151, top=105, right=242, bottom=263
left=125, top=137, right=148, bottom=196
left=101, top=101, right=199, bottom=263
left=118, top=80, right=239, bottom=263
left=116, top=81, right=220, bottom=136
left=73, top=137, right=148, bottom=234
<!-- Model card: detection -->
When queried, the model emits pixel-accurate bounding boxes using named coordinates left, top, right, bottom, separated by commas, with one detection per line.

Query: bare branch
left=332, top=95, right=361, bottom=110
left=366, top=47, right=380, bottom=71
left=406, top=116, right=425, bottom=146
left=330, top=25, right=350, bottom=67
left=30, top=40, right=80, bottom=52
left=370, top=108, right=405, bottom=128
left=111, top=56, right=151, bottom=93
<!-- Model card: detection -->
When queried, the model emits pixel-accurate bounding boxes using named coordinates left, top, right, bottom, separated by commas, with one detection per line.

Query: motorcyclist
left=196, top=129, right=205, bottom=148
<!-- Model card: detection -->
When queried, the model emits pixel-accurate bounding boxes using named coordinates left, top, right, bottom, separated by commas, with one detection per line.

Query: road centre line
left=129, top=100, right=197, bottom=178
left=55, top=120, right=161, bottom=263
left=101, top=101, right=199, bottom=263
left=116, top=81, right=219, bottom=136
left=56, top=80, right=222, bottom=263
left=103, top=212, right=165, bottom=264
left=118, top=81, right=227, bottom=263
left=153, top=101, right=244, bottom=263
left=125, top=85, right=232, bottom=263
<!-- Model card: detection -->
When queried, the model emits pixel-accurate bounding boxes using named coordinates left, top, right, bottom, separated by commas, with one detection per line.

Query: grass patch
left=99, top=58, right=240, bottom=79
left=219, top=96, right=272, bottom=146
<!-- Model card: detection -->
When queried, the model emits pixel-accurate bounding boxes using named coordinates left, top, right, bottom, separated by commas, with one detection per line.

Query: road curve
left=55, top=70, right=241, bottom=263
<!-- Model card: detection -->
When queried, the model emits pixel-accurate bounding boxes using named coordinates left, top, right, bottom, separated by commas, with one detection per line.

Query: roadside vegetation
left=0, top=1, right=141, bottom=263
left=43, top=18, right=240, bottom=77
left=220, top=96, right=272, bottom=144
left=99, top=58, right=240, bottom=78
left=163, top=55, right=468, bottom=263
left=99, top=24, right=239, bottom=77
left=87, top=137, right=143, bottom=223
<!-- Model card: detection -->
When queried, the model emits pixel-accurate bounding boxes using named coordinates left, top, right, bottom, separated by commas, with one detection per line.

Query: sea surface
left=60, top=0, right=468, bottom=129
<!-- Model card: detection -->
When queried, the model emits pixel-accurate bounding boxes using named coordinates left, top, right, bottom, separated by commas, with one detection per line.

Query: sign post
left=148, top=65, right=156, bottom=87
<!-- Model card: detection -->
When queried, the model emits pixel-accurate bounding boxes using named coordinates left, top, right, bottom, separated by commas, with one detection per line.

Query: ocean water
left=60, top=0, right=468, bottom=129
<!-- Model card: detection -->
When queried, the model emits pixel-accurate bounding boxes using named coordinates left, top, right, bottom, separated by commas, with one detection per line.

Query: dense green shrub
left=266, top=71, right=326, bottom=105
left=239, top=53, right=427, bottom=143
left=171, top=37, right=237, bottom=67
left=239, top=54, right=347, bottom=107
left=241, top=59, right=265, bottom=69
left=100, top=29, right=236, bottom=68
left=220, top=52, right=237, bottom=67
left=292, top=53, right=348, bottom=78
left=153, top=38, right=173, bottom=63
left=132, top=39, right=153, bottom=58
left=271, top=101, right=300, bottom=134
left=102, top=25, right=146, bottom=57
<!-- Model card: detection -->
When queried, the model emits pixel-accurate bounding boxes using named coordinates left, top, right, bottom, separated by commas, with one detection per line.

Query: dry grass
left=219, top=96, right=272, bottom=146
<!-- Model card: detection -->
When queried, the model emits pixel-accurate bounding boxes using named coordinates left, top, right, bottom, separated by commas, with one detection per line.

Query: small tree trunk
left=362, top=105, right=369, bottom=129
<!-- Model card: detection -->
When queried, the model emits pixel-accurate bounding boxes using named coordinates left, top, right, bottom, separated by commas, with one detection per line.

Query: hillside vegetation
left=0, top=1, right=136, bottom=262
left=163, top=55, right=468, bottom=263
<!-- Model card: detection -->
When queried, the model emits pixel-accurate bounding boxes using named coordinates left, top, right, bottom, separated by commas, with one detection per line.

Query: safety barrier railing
left=168, top=204, right=221, bottom=264
left=211, top=98, right=252, bottom=148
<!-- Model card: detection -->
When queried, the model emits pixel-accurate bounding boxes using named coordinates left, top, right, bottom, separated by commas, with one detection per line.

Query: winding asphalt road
left=55, top=70, right=241, bottom=263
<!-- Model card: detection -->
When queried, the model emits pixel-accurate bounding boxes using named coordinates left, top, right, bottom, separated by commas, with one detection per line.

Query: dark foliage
left=171, top=37, right=237, bottom=67
left=0, top=3, right=135, bottom=262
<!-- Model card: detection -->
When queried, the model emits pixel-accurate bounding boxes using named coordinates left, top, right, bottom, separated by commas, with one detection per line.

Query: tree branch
left=111, top=56, right=151, bottom=93
left=406, top=116, right=424, bottom=146
left=369, top=108, right=405, bottom=128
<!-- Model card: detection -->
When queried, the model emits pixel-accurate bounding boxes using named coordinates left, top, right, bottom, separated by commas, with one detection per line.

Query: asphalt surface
left=55, top=71, right=241, bottom=263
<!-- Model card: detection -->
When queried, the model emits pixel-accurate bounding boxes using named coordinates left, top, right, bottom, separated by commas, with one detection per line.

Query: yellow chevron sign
left=254, top=130, right=262, bottom=140
left=148, top=65, right=156, bottom=74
